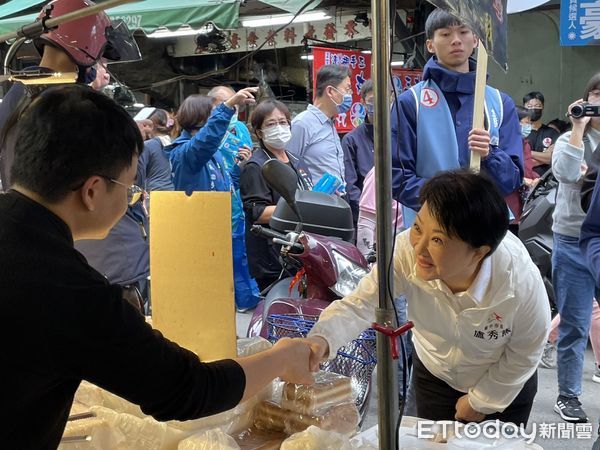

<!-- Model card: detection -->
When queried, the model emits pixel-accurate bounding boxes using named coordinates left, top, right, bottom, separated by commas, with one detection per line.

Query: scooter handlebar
left=250, top=225, right=304, bottom=252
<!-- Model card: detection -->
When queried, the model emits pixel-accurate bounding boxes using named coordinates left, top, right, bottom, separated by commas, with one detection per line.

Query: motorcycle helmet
left=34, top=0, right=141, bottom=68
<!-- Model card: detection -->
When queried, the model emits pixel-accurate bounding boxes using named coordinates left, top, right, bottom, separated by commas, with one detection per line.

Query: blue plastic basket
left=266, top=313, right=377, bottom=419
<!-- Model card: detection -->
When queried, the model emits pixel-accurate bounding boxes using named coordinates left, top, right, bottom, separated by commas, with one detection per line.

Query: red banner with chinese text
left=392, top=69, right=423, bottom=93
left=312, top=47, right=372, bottom=133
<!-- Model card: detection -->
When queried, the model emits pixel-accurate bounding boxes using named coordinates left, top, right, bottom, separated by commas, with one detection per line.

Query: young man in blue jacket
left=391, top=9, right=523, bottom=226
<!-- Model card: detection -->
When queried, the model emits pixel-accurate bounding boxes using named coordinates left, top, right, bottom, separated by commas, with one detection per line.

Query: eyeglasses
left=101, top=176, right=144, bottom=205
left=262, top=120, right=289, bottom=128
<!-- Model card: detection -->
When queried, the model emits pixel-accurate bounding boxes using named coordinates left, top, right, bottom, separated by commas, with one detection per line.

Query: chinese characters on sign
left=561, top=0, right=600, bottom=45
left=312, top=47, right=372, bottom=133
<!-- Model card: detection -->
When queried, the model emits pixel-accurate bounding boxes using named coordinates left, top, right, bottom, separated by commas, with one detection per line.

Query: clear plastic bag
left=233, top=427, right=287, bottom=449
left=280, top=425, right=355, bottom=449
left=177, top=429, right=239, bottom=450
left=253, top=401, right=359, bottom=436
left=281, top=371, right=355, bottom=415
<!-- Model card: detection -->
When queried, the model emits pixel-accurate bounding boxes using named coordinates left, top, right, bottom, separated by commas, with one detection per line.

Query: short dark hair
left=419, top=170, right=508, bottom=255
left=315, top=64, right=351, bottom=98
left=11, top=84, right=143, bottom=203
left=360, top=79, right=374, bottom=100
left=176, top=95, right=216, bottom=132
left=425, top=9, right=464, bottom=40
left=547, top=118, right=571, bottom=134
left=250, top=99, right=291, bottom=138
left=523, top=91, right=545, bottom=106
left=515, top=105, right=532, bottom=121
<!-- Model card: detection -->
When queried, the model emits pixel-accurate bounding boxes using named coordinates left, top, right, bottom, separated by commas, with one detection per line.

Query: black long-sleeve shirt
left=0, top=191, right=245, bottom=449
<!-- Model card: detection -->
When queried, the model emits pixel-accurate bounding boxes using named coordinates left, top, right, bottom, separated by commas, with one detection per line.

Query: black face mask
left=529, top=108, right=543, bottom=122
left=77, top=66, right=97, bottom=84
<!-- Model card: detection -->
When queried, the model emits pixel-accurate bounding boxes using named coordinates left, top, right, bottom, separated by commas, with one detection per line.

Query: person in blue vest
left=391, top=8, right=523, bottom=226
left=165, top=87, right=260, bottom=311
left=208, top=86, right=261, bottom=311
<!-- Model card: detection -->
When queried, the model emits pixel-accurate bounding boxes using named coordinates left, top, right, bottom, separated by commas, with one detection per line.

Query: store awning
left=0, top=0, right=240, bottom=35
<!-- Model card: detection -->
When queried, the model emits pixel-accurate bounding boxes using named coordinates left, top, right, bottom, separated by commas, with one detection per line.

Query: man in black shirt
left=0, top=85, right=313, bottom=449
left=523, top=91, right=560, bottom=176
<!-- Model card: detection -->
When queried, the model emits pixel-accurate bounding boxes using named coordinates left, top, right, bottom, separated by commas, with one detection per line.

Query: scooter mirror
left=262, top=159, right=298, bottom=205
left=262, top=159, right=302, bottom=222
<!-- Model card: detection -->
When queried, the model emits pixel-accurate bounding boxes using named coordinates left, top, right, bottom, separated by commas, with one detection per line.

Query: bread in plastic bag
left=253, top=401, right=359, bottom=435
left=237, top=337, right=272, bottom=357
left=177, top=429, right=240, bottom=450
left=282, top=371, right=354, bottom=415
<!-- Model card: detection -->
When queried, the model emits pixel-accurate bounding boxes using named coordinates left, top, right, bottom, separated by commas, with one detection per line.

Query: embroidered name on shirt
left=473, top=312, right=511, bottom=340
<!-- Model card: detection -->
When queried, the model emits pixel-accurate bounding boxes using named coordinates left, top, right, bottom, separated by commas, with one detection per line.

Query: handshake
left=269, top=336, right=331, bottom=385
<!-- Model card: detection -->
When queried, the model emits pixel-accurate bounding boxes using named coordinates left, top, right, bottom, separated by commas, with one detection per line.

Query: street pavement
left=236, top=311, right=600, bottom=449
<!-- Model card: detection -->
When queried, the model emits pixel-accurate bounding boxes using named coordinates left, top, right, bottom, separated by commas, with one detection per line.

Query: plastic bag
left=253, top=401, right=359, bottom=435
left=282, top=371, right=355, bottom=415
left=177, top=429, right=239, bottom=450
left=280, top=425, right=354, bottom=450
left=233, top=427, right=287, bottom=449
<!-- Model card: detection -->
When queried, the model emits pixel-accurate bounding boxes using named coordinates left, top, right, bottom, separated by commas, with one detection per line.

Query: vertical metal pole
left=371, top=0, right=399, bottom=447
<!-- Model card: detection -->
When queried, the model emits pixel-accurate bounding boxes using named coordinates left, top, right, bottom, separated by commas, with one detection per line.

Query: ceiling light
left=241, top=11, right=331, bottom=28
left=391, top=61, right=404, bottom=67
left=361, top=50, right=372, bottom=54
left=148, top=24, right=213, bottom=39
left=300, top=55, right=314, bottom=60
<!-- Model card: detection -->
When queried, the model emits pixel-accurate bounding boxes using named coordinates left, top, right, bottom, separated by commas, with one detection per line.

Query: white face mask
left=261, top=124, right=291, bottom=149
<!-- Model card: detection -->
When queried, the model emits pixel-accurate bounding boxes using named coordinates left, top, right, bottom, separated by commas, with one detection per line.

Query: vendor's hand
left=271, top=338, right=314, bottom=385
left=305, top=336, right=329, bottom=372
left=236, top=145, right=252, bottom=164
left=225, top=87, right=259, bottom=109
left=455, top=394, right=486, bottom=423
left=468, top=128, right=491, bottom=159
left=568, top=99, right=591, bottom=129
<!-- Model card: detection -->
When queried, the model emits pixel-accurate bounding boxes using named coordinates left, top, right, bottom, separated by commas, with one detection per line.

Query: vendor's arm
left=307, top=232, right=411, bottom=365
left=480, top=95, right=524, bottom=195
left=59, top=286, right=311, bottom=422
left=467, top=269, right=550, bottom=415
left=391, top=93, right=426, bottom=211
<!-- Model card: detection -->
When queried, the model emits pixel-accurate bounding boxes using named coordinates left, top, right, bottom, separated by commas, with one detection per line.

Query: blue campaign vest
left=402, top=79, right=503, bottom=226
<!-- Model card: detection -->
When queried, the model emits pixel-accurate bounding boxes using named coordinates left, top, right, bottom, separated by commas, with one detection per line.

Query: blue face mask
left=521, top=123, right=532, bottom=138
left=332, top=87, right=353, bottom=115
left=365, top=102, right=374, bottom=118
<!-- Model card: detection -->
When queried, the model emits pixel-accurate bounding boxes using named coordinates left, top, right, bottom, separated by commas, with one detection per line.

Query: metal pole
left=371, top=0, right=399, bottom=447
left=0, top=0, right=139, bottom=43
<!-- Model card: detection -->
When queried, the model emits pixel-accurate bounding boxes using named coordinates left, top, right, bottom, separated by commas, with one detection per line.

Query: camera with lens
left=569, top=103, right=600, bottom=119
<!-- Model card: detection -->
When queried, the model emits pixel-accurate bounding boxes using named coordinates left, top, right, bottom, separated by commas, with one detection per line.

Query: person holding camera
left=549, top=72, right=600, bottom=423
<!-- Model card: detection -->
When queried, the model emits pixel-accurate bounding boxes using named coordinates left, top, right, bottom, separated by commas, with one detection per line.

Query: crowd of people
left=1, top=0, right=600, bottom=448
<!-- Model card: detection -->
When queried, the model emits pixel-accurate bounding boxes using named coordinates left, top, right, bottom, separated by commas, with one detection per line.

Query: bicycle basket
left=266, top=314, right=377, bottom=419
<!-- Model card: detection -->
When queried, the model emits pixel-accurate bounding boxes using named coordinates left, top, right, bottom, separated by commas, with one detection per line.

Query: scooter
left=247, top=161, right=369, bottom=339
left=246, top=160, right=375, bottom=419
left=519, top=170, right=558, bottom=312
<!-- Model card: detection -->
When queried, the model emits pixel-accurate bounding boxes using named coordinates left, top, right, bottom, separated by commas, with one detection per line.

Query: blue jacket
left=391, top=57, right=524, bottom=211
left=580, top=170, right=600, bottom=287
left=342, top=121, right=374, bottom=215
left=165, top=103, right=236, bottom=194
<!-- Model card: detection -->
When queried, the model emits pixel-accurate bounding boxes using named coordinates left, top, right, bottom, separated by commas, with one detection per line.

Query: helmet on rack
left=34, top=0, right=141, bottom=67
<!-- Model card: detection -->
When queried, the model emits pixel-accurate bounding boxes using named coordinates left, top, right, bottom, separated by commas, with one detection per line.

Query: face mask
left=78, top=66, right=97, bottom=84
left=331, top=87, right=353, bottom=115
left=365, top=102, right=374, bottom=117
left=262, top=124, right=291, bottom=149
left=528, top=108, right=543, bottom=122
left=521, top=123, right=532, bottom=138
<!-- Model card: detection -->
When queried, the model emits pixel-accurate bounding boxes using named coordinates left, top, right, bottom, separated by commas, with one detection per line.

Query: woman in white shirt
left=306, top=170, right=550, bottom=425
